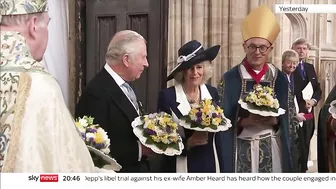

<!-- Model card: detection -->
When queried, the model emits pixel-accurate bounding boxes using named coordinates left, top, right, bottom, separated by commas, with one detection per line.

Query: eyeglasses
left=247, top=45, right=271, bottom=53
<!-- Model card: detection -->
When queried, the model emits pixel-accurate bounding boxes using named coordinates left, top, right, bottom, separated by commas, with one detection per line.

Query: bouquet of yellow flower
left=132, top=112, right=184, bottom=156
left=179, top=99, right=232, bottom=132
left=75, top=116, right=121, bottom=171
left=238, top=85, right=285, bottom=117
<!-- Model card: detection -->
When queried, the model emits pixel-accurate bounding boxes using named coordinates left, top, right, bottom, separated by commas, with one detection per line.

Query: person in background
left=292, top=37, right=322, bottom=172
left=281, top=49, right=306, bottom=172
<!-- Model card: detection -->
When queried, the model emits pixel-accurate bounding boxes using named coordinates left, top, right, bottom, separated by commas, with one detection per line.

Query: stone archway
left=280, top=13, right=307, bottom=52
left=277, top=13, right=308, bottom=67
left=285, top=13, right=308, bottom=41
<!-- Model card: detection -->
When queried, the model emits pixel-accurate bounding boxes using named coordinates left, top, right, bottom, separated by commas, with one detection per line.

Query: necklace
left=183, top=86, right=200, bottom=104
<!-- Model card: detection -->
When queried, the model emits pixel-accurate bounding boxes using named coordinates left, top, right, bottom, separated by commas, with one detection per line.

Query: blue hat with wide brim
left=167, top=40, right=220, bottom=81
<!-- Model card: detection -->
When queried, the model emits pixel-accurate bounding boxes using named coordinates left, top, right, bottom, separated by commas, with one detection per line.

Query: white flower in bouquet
left=75, top=116, right=121, bottom=171
left=265, top=94, right=273, bottom=101
left=243, top=85, right=280, bottom=112
left=79, top=117, right=89, bottom=127
left=85, top=133, right=95, bottom=142
left=238, top=85, right=286, bottom=117
left=270, top=99, right=280, bottom=109
left=132, top=112, right=183, bottom=154
left=160, top=134, right=170, bottom=144
left=180, top=99, right=229, bottom=131
left=75, top=116, right=110, bottom=155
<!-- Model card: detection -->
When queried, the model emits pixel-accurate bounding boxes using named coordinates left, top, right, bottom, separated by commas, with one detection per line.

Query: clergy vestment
left=216, top=62, right=292, bottom=173
left=317, top=85, right=336, bottom=172
left=0, top=31, right=102, bottom=172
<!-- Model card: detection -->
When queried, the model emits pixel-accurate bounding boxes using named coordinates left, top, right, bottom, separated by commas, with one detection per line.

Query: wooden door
left=82, top=0, right=168, bottom=113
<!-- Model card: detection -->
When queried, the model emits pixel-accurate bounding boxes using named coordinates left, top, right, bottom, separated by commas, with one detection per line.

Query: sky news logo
left=28, top=174, right=59, bottom=182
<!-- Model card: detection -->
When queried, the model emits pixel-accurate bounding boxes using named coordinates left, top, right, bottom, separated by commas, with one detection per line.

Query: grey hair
left=291, top=37, right=311, bottom=49
left=105, top=31, right=145, bottom=64
left=1, top=12, right=44, bottom=26
left=174, top=60, right=213, bottom=84
left=281, top=49, right=299, bottom=64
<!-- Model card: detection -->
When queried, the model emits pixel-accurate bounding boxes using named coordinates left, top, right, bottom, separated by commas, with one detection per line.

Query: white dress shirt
left=104, top=63, right=142, bottom=161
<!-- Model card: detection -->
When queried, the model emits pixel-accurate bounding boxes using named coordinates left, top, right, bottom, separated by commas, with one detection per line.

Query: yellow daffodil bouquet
left=238, top=85, right=285, bottom=117
left=75, top=116, right=121, bottom=171
left=131, top=112, right=184, bottom=156
left=76, top=116, right=110, bottom=154
left=179, top=99, right=232, bottom=132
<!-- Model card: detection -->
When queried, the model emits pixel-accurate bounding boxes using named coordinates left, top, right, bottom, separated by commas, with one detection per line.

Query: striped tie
left=123, top=82, right=139, bottom=111
left=299, top=62, right=306, bottom=79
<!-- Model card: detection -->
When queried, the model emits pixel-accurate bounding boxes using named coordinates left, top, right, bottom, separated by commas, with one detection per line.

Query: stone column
left=208, top=0, right=226, bottom=84
left=192, top=0, right=206, bottom=43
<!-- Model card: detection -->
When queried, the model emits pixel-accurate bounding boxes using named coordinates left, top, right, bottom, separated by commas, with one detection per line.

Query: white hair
left=1, top=12, right=44, bottom=26
left=291, top=37, right=311, bottom=49
left=105, top=31, right=146, bottom=64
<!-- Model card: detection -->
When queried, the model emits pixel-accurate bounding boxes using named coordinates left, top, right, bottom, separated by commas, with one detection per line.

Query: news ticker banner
left=1, top=173, right=335, bottom=189
left=275, top=4, right=336, bottom=13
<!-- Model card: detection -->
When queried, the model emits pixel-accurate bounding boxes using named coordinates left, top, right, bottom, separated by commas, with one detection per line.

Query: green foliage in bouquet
left=139, top=112, right=181, bottom=151
left=243, top=85, right=280, bottom=113
left=181, top=99, right=226, bottom=130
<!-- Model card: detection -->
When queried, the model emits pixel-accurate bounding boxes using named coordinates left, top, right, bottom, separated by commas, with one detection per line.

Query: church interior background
left=62, top=0, right=336, bottom=172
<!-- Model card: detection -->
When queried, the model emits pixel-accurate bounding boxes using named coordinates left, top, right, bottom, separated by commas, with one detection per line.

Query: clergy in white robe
left=0, top=0, right=112, bottom=172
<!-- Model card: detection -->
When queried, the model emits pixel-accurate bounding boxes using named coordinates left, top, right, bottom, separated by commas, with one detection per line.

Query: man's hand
left=305, top=99, right=315, bottom=109
left=296, top=112, right=306, bottom=122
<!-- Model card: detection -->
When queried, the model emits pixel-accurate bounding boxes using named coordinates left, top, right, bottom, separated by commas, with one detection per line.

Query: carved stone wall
left=167, top=0, right=336, bottom=98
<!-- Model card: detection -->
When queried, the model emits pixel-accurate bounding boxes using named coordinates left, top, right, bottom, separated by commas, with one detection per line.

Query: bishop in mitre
left=0, top=0, right=115, bottom=172
left=217, top=5, right=293, bottom=172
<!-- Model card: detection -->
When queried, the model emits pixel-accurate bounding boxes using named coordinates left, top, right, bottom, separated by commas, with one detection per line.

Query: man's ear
left=27, top=16, right=39, bottom=40
left=242, top=43, right=247, bottom=53
left=122, top=54, right=130, bottom=67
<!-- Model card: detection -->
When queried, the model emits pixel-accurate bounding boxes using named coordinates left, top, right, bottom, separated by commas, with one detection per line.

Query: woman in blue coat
left=157, top=40, right=221, bottom=173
